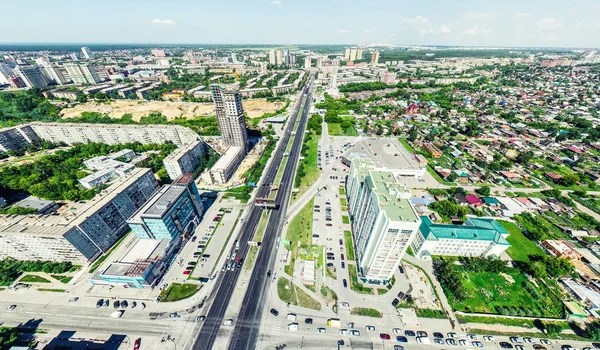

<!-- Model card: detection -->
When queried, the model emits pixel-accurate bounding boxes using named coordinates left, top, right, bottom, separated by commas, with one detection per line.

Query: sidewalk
left=402, top=254, right=460, bottom=330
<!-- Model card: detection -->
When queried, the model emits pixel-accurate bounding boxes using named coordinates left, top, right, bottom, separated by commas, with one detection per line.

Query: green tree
left=475, top=186, right=491, bottom=197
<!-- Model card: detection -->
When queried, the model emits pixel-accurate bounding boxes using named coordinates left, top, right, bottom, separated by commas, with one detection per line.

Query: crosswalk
left=270, top=318, right=282, bottom=337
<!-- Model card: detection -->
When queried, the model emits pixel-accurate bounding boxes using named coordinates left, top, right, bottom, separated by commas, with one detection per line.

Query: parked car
left=305, top=318, right=313, bottom=324
left=342, top=279, right=348, bottom=288
left=270, top=308, right=279, bottom=317
left=380, top=333, right=391, bottom=340
left=392, top=298, right=399, bottom=307
left=113, top=301, right=120, bottom=309
left=96, top=299, right=104, bottom=308
left=396, top=336, right=408, bottom=343
left=120, top=300, right=128, bottom=308
left=404, top=330, right=415, bottom=337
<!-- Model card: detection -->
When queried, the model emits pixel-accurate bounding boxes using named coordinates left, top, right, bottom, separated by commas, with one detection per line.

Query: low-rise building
left=542, top=240, right=582, bottom=260
left=412, top=217, right=511, bottom=259
left=209, top=146, right=244, bottom=185
left=422, top=142, right=442, bottom=158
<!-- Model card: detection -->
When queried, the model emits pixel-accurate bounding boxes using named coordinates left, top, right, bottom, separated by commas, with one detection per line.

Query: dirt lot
left=60, top=99, right=286, bottom=121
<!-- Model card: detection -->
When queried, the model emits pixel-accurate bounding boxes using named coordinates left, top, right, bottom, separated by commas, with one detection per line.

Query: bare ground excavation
left=60, top=99, right=286, bottom=121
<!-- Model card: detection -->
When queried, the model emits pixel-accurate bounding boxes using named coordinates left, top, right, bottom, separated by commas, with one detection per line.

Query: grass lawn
left=348, top=265, right=374, bottom=295
left=244, top=246, right=259, bottom=271
left=344, top=231, right=355, bottom=261
left=273, top=156, right=289, bottom=189
left=160, top=283, right=200, bottom=302
left=320, top=286, right=338, bottom=303
left=499, top=220, right=544, bottom=263
left=406, top=246, right=415, bottom=257
left=89, top=232, right=130, bottom=273
left=284, top=197, right=315, bottom=275
left=20, top=275, right=51, bottom=283
left=414, top=308, right=446, bottom=319
left=340, top=197, right=347, bottom=208
left=398, top=138, right=415, bottom=153
left=50, top=275, right=73, bottom=284
left=292, top=131, right=320, bottom=203
left=339, top=187, right=345, bottom=195
left=253, top=210, right=270, bottom=242
left=342, top=215, right=350, bottom=224
left=38, top=288, right=65, bottom=293
left=377, top=288, right=388, bottom=295
left=450, top=269, right=563, bottom=318
left=351, top=307, right=382, bottom=318
left=277, top=277, right=321, bottom=310
left=328, top=123, right=358, bottom=136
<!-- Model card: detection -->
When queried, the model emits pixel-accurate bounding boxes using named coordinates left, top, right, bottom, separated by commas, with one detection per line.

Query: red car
left=134, top=338, right=141, bottom=350
left=183, top=270, right=191, bottom=275
left=379, top=333, right=391, bottom=340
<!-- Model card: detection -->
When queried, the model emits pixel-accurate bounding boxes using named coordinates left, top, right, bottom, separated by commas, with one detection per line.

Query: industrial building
left=346, top=157, right=421, bottom=284
left=0, top=168, right=159, bottom=262
left=14, top=65, right=48, bottom=88
left=163, top=140, right=205, bottom=180
left=411, top=217, right=511, bottom=259
left=128, top=174, right=204, bottom=241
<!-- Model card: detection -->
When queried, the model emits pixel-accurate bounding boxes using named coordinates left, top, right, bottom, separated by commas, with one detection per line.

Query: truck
left=327, top=318, right=341, bottom=327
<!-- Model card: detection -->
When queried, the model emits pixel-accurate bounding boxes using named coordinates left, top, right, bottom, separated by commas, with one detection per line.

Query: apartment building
left=0, top=125, right=40, bottom=152
left=128, top=174, right=204, bottom=241
left=14, top=65, right=48, bottom=88
left=64, top=63, right=101, bottom=84
left=0, top=168, right=159, bottom=262
left=210, top=84, right=248, bottom=151
left=347, top=157, right=421, bottom=284
left=411, top=217, right=511, bottom=259
left=371, top=51, right=380, bottom=64
left=163, top=140, right=206, bottom=180
left=29, top=122, right=200, bottom=147
left=81, top=47, right=94, bottom=60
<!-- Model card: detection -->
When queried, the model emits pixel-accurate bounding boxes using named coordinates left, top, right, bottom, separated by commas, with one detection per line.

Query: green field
left=339, top=187, right=345, bottom=195
left=328, top=123, right=358, bottom=136
left=340, top=197, right=347, bottom=208
left=342, top=215, right=350, bottom=224
left=284, top=197, right=316, bottom=276
left=292, top=130, right=320, bottom=203
left=160, top=283, right=200, bottom=302
left=499, top=221, right=544, bottom=263
left=449, top=269, right=563, bottom=318
left=50, top=275, right=73, bottom=284
left=20, top=275, right=51, bottom=283
left=277, top=277, right=321, bottom=310
left=344, top=231, right=355, bottom=261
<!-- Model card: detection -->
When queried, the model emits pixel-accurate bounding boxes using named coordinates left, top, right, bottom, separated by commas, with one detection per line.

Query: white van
left=287, top=322, right=298, bottom=331
left=286, top=313, right=297, bottom=321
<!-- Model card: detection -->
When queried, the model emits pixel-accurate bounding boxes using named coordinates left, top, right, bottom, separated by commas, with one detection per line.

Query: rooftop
left=212, top=146, right=242, bottom=171
left=130, top=185, right=186, bottom=219
left=419, top=216, right=510, bottom=245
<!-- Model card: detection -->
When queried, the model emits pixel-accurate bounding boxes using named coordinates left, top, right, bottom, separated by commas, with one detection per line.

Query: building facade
left=209, top=146, right=244, bottom=184
left=81, top=47, right=94, bottom=59
left=0, top=125, right=40, bottom=152
left=347, top=158, right=421, bottom=284
left=0, top=169, right=159, bottom=262
left=163, top=140, right=205, bottom=180
left=210, top=84, right=248, bottom=152
left=128, top=174, right=204, bottom=241
left=411, top=217, right=511, bottom=259
left=15, top=65, right=48, bottom=88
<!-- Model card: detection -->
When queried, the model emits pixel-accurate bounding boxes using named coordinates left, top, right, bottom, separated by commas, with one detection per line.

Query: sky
left=3, top=0, right=600, bottom=48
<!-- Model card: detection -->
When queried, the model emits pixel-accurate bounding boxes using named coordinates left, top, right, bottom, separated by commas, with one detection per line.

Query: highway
left=192, top=74, right=314, bottom=350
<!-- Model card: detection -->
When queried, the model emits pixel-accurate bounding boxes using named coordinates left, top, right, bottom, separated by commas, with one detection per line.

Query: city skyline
left=1, top=0, right=599, bottom=48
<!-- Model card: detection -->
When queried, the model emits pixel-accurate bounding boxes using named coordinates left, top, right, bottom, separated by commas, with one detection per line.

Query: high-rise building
left=41, top=65, right=67, bottom=85
left=65, top=63, right=101, bottom=84
left=210, top=84, right=248, bottom=152
left=304, top=56, right=311, bottom=69
left=81, top=47, right=94, bottom=59
left=344, top=48, right=351, bottom=61
left=276, top=50, right=284, bottom=65
left=14, top=65, right=48, bottom=88
left=357, top=47, right=363, bottom=60
left=346, top=157, right=421, bottom=284
left=371, top=50, right=380, bottom=64
left=289, top=53, right=296, bottom=65
left=269, top=50, right=276, bottom=65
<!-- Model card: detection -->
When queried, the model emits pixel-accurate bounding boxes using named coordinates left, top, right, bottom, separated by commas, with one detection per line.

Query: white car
left=317, top=328, right=326, bottom=334
left=515, top=346, right=525, bottom=350
left=483, top=335, right=495, bottom=342
left=459, top=339, right=468, bottom=347
left=523, top=337, right=535, bottom=343
left=540, top=339, right=552, bottom=345
left=339, top=329, right=348, bottom=335
left=350, top=330, right=360, bottom=336
left=510, top=337, right=522, bottom=343
left=447, top=332, right=457, bottom=338
left=340, top=302, right=350, bottom=308
left=392, top=328, right=402, bottom=334
left=467, top=334, right=478, bottom=340
left=366, top=326, right=375, bottom=331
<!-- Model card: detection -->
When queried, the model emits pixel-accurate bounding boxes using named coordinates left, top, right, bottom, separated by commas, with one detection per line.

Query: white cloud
left=464, top=12, right=494, bottom=19
left=402, top=16, right=429, bottom=24
left=152, top=18, right=176, bottom=26
left=513, top=12, right=534, bottom=18
left=438, top=25, right=451, bottom=34
left=337, top=28, right=350, bottom=34
left=536, top=18, right=560, bottom=30
left=464, top=26, right=491, bottom=35
left=364, top=29, right=372, bottom=34
left=271, top=0, right=282, bottom=3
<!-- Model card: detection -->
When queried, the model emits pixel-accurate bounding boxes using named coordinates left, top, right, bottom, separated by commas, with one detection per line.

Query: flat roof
left=419, top=216, right=510, bottom=245
left=129, top=185, right=185, bottom=221
left=212, top=146, right=242, bottom=171
left=15, top=196, right=55, bottom=211
left=121, top=238, right=161, bottom=264
left=366, top=170, right=418, bottom=223
left=346, top=138, right=419, bottom=170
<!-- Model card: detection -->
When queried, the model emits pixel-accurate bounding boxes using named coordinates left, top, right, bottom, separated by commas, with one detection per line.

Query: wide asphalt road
left=192, top=75, right=313, bottom=350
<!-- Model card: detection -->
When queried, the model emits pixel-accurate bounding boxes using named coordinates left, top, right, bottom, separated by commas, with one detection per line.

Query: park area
left=277, top=278, right=321, bottom=310
left=159, top=283, right=200, bottom=302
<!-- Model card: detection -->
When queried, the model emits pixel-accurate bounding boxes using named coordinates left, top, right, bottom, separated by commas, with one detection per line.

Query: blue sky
left=4, top=0, right=600, bottom=47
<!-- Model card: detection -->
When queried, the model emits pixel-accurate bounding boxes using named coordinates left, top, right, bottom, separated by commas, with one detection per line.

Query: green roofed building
left=411, top=216, right=511, bottom=260
left=347, top=157, right=421, bottom=285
